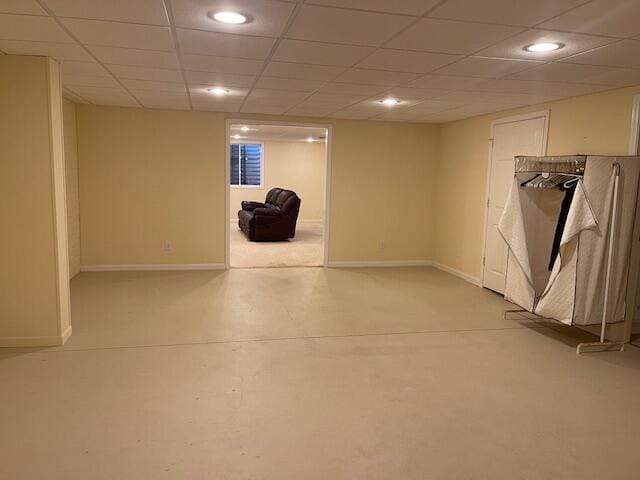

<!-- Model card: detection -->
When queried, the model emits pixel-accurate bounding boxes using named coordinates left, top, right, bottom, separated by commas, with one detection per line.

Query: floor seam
left=6, top=324, right=554, bottom=355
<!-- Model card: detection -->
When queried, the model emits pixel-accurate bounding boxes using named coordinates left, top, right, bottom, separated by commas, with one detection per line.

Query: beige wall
left=329, top=120, right=439, bottom=262
left=76, top=106, right=440, bottom=266
left=0, top=55, right=70, bottom=345
left=77, top=107, right=226, bottom=266
left=229, top=140, right=326, bottom=221
left=63, top=98, right=81, bottom=277
left=435, top=85, right=640, bottom=280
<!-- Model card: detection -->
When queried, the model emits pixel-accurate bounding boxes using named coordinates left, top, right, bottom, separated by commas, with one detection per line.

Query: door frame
left=480, top=110, right=550, bottom=290
left=224, top=118, right=333, bottom=268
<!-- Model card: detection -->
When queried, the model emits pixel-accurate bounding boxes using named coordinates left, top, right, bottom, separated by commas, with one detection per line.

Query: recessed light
left=208, top=87, right=230, bottom=95
left=523, top=42, right=564, bottom=53
left=306, top=137, right=314, bottom=143
left=210, top=11, right=247, bottom=24
left=233, top=134, right=242, bottom=140
left=379, top=98, right=401, bottom=106
left=241, top=126, right=249, bottom=132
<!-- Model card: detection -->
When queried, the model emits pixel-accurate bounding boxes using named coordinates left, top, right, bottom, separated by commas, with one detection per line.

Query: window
left=230, top=143, right=263, bottom=187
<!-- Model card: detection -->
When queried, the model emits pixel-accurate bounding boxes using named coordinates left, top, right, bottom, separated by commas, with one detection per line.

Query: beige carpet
left=230, top=221, right=323, bottom=267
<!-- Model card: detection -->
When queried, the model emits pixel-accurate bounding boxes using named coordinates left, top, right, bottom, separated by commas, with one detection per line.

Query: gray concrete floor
left=2, top=267, right=640, bottom=479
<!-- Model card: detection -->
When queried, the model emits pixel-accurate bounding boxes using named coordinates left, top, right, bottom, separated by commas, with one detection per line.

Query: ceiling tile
left=0, top=0, right=45, bottom=15
left=317, top=82, right=387, bottom=95
left=131, top=90, right=190, bottom=109
left=108, top=64, right=184, bottom=82
left=0, top=14, right=73, bottom=43
left=507, top=62, right=616, bottom=83
left=562, top=40, right=640, bottom=67
left=329, top=103, right=380, bottom=118
left=255, top=76, right=325, bottom=92
left=287, top=104, right=337, bottom=117
left=477, top=30, right=616, bottom=61
left=434, top=91, right=527, bottom=105
left=434, top=57, right=543, bottom=78
left=63, top=88, right=90, bottom=103
left=420, top=111, right=466, bottom=123
left=303, top=92, right=366, bottom=106
left=185, top=70, right=255, bottom=87
left=88, top=46, right=180, bottom=69
left=182, top=53, right=263, bottom=75
left=357, top=49, right=460, bottom=74
left=171, top=0, right=295, bottom=36
left=177, top=28, right=276, bottom=59
left=540, top=0, right=640, bottom=38
left=428, top=0, right=587, bottom=27
left=273, top=39, right=373, bottom=66
left=46, top=0, right=168, bottom=25
left=305, top=0, right=441, bottom=15
left=569, top=67, right=640, bottom=87
left=405, top=99, right=465, bottom=113
left=378, top=87, right=455, bottom=100
left=61, top=18, right=174, bottom=51
left=467, top=78, right=610, bottom=96
left=374, top=109, right=424, bottom=121
left=66, top=85, right=139, bottom=106
left=121, top=79, right=186, bottom=92
left=63, top=75, right=120, bottom=88
left=333, top=68, right=420, bottom=86
left=405, top=74, right=485, bottom=90
left=441, top=102, right=519, bottom=117
left=286, top=5, right=414, bottom=46
left=0, top=39, right=93, bottom=61
left=388, top=18, right=522, bottom=55
left=194, top=101, right=241, bottom=112
left=245, top=88, right=309, bottom=105
left=240, top=103, right=289, bottom=114
left=262, top=61, right=343, bottom=81
left=329, top=109, right=377, bottom=119
left=60, top=60, right=110, bottom=76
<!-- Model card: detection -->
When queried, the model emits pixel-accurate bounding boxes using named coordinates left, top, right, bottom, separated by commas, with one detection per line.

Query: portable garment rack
left=503, top=156, right=623, bottom=354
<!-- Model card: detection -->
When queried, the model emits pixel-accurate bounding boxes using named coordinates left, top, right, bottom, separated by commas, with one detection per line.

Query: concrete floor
left=230, top=221, right=323, bottom=268
left=2, top=267, right=640, bottom=479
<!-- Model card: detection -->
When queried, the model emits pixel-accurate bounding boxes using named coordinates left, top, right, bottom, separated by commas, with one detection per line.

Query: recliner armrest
left=241, top=201, right=266, bottom=211
left=253, top=207, right=284, bottom=216
left=253, top=207, right=286, bottom=225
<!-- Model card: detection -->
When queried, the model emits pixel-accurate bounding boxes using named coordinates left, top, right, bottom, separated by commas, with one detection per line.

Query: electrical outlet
left=164, top=240, right=173, bottom=252
left=378, top=240, right=385, bottom=250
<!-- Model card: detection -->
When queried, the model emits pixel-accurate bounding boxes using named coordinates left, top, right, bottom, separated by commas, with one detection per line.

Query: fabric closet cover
left=498, top=178, right=598, bottom=324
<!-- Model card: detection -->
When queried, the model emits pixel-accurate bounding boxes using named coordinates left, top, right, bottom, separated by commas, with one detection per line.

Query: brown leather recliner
left=238, top=188, right=301, bottom=241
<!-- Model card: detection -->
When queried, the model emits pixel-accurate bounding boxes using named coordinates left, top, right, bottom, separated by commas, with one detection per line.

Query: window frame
left=229, top=141, right=265, bottom=189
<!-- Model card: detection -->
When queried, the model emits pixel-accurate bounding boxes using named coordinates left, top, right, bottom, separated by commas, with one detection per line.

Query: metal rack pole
left=577, top=163, right=624, bottom=354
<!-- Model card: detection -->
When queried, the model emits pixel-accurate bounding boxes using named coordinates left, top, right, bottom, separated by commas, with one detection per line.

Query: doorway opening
left=225, top=120, right=331, bottom=268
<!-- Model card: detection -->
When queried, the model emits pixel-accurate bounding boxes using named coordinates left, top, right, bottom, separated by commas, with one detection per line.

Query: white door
left=482, top=113, right=548, bottom=294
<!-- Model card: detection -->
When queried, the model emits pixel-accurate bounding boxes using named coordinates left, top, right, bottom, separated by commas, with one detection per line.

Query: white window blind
left=230, top=143, right=263, bottom=186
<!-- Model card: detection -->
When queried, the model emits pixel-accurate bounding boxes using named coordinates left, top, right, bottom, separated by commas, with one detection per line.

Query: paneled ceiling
left=1, top=0, right=640, bottom=123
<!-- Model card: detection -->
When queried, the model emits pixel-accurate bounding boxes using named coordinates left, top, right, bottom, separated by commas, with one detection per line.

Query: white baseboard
left=81, top=264, right=226, bottom=272
left=431, top=262, right=482, bottom=286
left=0, top=326, right=72, bottom=348
left=327, top=260, right=433, bottom=268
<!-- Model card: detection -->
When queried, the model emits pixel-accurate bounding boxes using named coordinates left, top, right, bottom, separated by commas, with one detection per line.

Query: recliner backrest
left=265, top=187, right=300, bottom=219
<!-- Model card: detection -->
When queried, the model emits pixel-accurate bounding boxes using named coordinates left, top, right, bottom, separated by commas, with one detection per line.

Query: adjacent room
left=229, top=123, right=327, bottom=268
left=3, top=1, right=640, bottom=479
